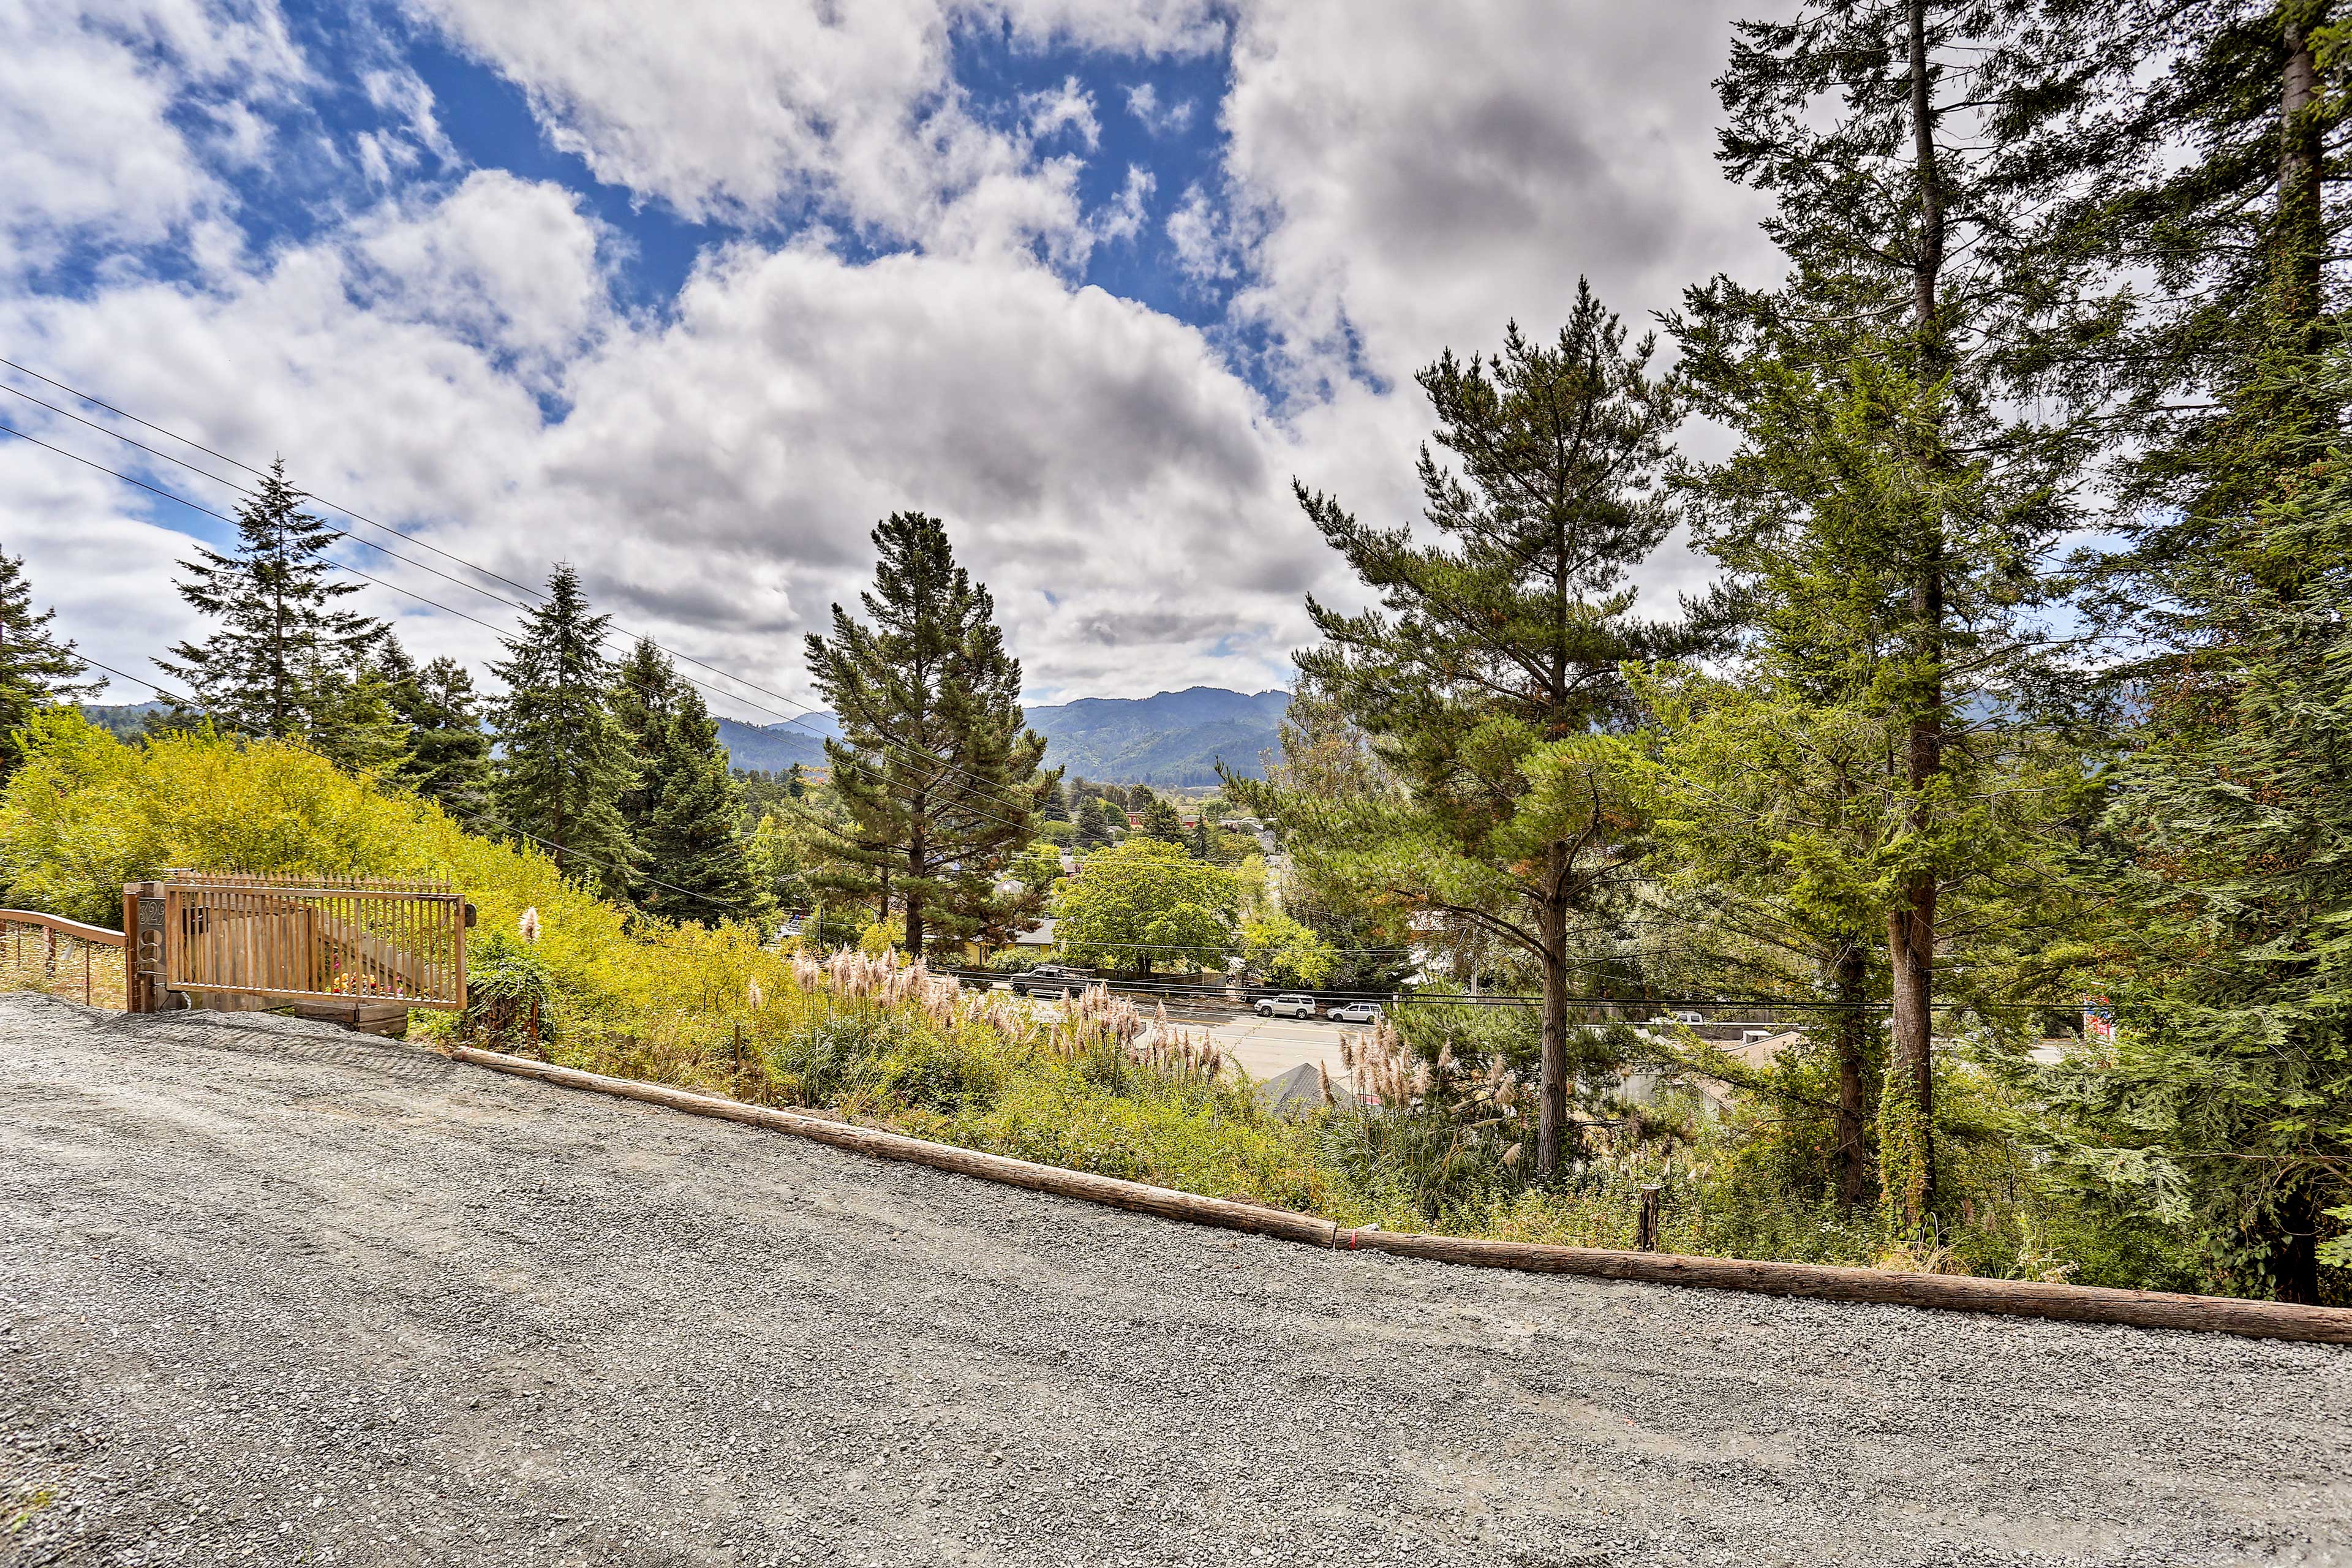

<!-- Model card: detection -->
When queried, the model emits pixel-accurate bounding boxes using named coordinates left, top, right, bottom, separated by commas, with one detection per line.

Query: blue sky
left=2, top=1, right=1774, bottom=714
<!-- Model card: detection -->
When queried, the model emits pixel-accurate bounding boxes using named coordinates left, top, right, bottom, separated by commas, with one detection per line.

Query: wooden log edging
left=444, top=1044, right=2352, bottom=1346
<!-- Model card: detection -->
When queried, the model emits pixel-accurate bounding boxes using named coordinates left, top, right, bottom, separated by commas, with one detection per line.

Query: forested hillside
left=715, top=687, right=1288, bottom=784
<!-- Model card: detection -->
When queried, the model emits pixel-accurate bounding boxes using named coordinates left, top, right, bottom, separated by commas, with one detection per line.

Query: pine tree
left=2041, top=0, right=2348, bottom=540
left=1133, top=786, right=1186, bottom=845
left=491, top=565, right=638, bottom=899
left=804, top=513, right=1057, bottom=954
left=1076, top=795, right=1114, bottom=848
left=1239, top=287, right=1709, bottom=1177
left=156, top=459, right=389, bottom=750
left=1041, top=780, right=1072, bottom=823
left=1673, top=0, right=2101, bottom=1224
left=611, top=637, right=680, bottom=869
left=0, top=549, right=94, bottom=782
left=785, top=762, right=807, bottom=799
left=376, top=639, right=492, bottom=817
left=2049, top=369, right=2352, bottom=1302
left=309, top=656, right=410, bottom=777
left=637, top=682, right=755, bottom=925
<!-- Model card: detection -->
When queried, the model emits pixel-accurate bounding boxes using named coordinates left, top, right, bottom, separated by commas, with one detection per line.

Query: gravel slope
left=2, top=991, right=2347, bottom=1568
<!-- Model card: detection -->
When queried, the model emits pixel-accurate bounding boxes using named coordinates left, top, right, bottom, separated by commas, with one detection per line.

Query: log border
left=444, top=1044, right=2352, bottom=1346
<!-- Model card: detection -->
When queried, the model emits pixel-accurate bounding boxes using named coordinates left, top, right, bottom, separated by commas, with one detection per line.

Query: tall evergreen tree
left=637, top=682, right=755, bottom=925
left=156, top=459, right=390, bottom=751
left=1041, top=779, right=1072, bottom=823
left=1133, top=786, right=1186, bottom=845
left=2049, top=370, right=2352, bottom=1302
left=1236, top=287, right=1709, bottom=1177
left=376, top=639, right=492, bottom=817
left=491, top=565, right=638, bottom=899
left=611, top=637, right=680, bottom=859
left=1675, top=0, right=2098, bottom=1223
left=805, top=513, right=1057, bottom=954
left=1075, top=794, right=1114, bottom=848
left=2043, top=0, right=2348, bottom=538
left=0, top=549, right=94, bottom=782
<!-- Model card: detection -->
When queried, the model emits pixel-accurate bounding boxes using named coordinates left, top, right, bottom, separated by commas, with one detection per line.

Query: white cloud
left=1164, top=181, right=1231, bottom=281
left=4, top=171, right=1315, bottom=707
left=0, top=0, right=306, bottom=277
left=348, top=171, right=613, bottom=381
left=1221, top=0, right=1776, bottom=396
left=1206, top=0, right=1779, bottom=612
left=1024, top=77, right=1101, bottom=149
left=401, top=0, right=1213, bottom=267
left=8, top=0, right=1773, bottom=711
left=1096, top=165, right=1155, bottom=246
left=1123, top=81, right=1194, bottom=137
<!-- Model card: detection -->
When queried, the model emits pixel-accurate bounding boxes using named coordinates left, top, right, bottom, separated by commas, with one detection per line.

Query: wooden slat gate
left=137, top=872, right=469, bottom=1016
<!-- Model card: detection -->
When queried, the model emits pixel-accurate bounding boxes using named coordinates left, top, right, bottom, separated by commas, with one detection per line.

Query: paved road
left=5, top=992, right=2350, bottom=1567
left=1181, top=1014, right=1355, bottom=1087
left=1009, top=987, right=1359, bottom=1087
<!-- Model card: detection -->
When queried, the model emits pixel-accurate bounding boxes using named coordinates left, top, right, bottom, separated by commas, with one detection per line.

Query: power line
left=0, top=357, right=1063, bottom=831
left=0, top=413, right=1041, bottom=842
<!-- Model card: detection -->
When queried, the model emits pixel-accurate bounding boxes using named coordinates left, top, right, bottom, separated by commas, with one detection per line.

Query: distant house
left=1014, top=918, right=1057, bottom=949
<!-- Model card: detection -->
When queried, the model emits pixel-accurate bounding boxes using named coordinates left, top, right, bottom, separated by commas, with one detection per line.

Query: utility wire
left=0, top=358, right=1065, bottom=831
left=0, top=414, right=1041, bottom=841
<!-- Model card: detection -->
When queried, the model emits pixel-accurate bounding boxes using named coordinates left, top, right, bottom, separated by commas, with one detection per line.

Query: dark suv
left=1008, top=963, right=1090, bottom=998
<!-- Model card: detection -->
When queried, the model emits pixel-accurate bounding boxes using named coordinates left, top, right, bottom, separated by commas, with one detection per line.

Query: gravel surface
left=3, top=991, right=2348, bottom=1568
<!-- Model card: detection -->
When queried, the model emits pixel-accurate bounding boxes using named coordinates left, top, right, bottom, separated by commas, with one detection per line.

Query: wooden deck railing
left=0, top=910, right=128, bottom=1009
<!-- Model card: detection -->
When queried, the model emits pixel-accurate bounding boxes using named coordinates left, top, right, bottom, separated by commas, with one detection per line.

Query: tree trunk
left=903, top=827, right=926, bottom=959
left=1535, top=870, right=1570, bottom=1179
left=2279, top=13, right=2324, bottom=335
left=1831, top=937, right=1871, bottom=1211
left=2275, top=1179, right=2322, bottom=1305
left=1881, top=0, right=1948, bottom=1231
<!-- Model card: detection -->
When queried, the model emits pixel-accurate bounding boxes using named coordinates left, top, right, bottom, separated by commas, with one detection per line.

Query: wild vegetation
left=2, top=0, right=2348, bottom=1302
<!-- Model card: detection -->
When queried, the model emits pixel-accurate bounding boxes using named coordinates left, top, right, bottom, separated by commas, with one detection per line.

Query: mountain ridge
left=715, top=685, right=1290, bottom=786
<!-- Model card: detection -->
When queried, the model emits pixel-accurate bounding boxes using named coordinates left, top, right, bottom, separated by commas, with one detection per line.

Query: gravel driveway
left=3, top=991, right=2348, bottom=1568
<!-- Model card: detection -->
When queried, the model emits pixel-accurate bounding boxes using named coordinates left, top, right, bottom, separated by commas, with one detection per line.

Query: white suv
left=1255, top=993, right=1319, bottom=1019
left=1326, top=1001, right=1382, bottom=1025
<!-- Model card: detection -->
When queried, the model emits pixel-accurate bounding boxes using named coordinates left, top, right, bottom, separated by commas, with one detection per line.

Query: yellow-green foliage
left=0, top=711, right=790, bottom=1045
left=0, top=712, right=1332, bottom=1207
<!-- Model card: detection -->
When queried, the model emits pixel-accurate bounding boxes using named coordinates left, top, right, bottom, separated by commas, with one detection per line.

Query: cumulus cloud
left=1123, top=81, right=1194, bottom=137
left=7, top=0, right=1770, bottom=708
left=1212, top=0, right=1778, bottom=610
left=1024, top=77, right=1101, bottom=149
left=1164, top=182, right=1232, bottom=281
left=1221, top=0, right=1776, bottom=393
left=4, top=169, right=1313, bottom=706
left=0, top=0, right=306, bottom=276
left=400, top=0, right=1216, bottom=266
left=1096, top=165, right=1155, bottom=246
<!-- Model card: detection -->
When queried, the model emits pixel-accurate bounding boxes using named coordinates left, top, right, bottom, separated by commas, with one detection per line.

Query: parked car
left=1008, top=963, right=1088, bottom=998
left=1255, top=993, right=1319, bottom=1019
left=1326, top=1000, right=1382, bottom=1025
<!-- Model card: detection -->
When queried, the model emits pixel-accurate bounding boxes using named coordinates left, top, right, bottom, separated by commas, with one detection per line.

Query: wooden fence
left=0, top=910, right=127, bottom=1009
